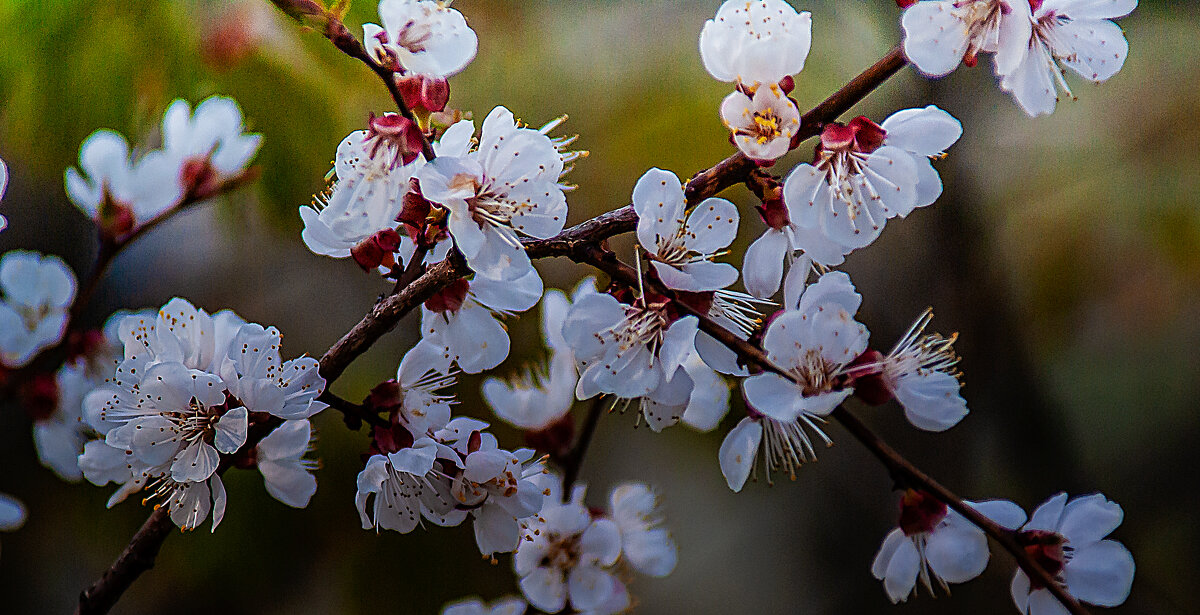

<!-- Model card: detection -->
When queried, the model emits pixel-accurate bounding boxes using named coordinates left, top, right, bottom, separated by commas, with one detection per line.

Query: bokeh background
left=1, top=0, right=1197, bottom=613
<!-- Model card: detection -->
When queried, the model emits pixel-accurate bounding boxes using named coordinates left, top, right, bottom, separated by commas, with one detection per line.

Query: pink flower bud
left=396, top=74, right=451, bottom=113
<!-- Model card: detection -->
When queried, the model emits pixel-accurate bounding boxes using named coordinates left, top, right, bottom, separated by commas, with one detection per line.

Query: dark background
left=0, top=1, right=1195, bottom=613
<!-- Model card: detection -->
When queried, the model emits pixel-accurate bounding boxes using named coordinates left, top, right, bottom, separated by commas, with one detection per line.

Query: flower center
left=740, top=109, right=785, bottom=145
left=953, top=0, right=1009, bottom=64
left=540, top=531, right=583, bottom=571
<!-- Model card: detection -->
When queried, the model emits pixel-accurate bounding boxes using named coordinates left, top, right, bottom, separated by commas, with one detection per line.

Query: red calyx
left=396, top=74, right=451, bottom=114
left=1027, top=0, right=1044, bottom=13
left=963, top=52, right=980, bottom=68
left=818, top=116, right=888, bottom=156
left=847, top=349, right=891, bottom=406
left=369, top=421, right=416, bottom=456
left=467, top=430, right=483, bottom=454
left=424, top=277, right=471, bottom=314
left=351, top=228, right=403, bottom=272
left=21, top=373, right=59, bottom=422
left=898, top=488, right=948, bottom=536
left=778, top=75, right=796, bottom=94
left=96, top=186, right=136, bottom=242
left=757, top=196, right=791, bottom=231
left=895, top=0, right=918, bottom=8
left=181, top=157, right=220, bottom=201
left=1015, top=530, right=1067, bottom=588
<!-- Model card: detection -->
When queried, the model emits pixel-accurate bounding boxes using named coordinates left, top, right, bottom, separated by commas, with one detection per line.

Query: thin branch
left=318, top=13, right=437, bottom=161
left=568, top=245, right=1089, bottom=615
left=797, top=45, right=907, bottom=142
left=74, top=508, right=173, bottom=615
left=559, top=396, right=606, bottom=500
left=318, top=390, right=388, bottom=429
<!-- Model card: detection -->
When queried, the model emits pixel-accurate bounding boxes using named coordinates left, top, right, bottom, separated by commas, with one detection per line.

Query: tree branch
left=568, top=245, right=1089, bottom=615
left=559, top=396, right=606, bottom=500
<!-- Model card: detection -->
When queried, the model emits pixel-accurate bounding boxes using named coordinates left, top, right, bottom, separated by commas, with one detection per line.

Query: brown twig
left=319, top=14, right=437, bottom=161
left=318, top=390, right=388, bottom=429
left=74, top=507, right=173, bottom=615
left=569, top=246, right=1089, bottom=615
left=559, top=396, right=606, bottom=500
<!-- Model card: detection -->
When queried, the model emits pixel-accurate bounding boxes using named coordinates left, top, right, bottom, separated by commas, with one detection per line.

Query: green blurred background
left=1, top=0, right=1196, bottom=612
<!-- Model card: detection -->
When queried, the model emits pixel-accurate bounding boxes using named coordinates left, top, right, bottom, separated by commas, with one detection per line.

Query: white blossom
left=441, top=596, right=527, bottom=615
left=419, top=268, right=544, bottom=374
left=514, top=493, right=625, bottom=614
left=162, top=96, right=261, bottom=190
left=364, top=0, right=478, bottom=78
left=634, top=168, right=739, bottom=293
left=699, top=0, right=813, bottom=87
left=679, top=351, right=731, bottom=431
left=1012, top=492, right=1135, bottom=614
left=35, top=310, right=152, bottom=481
left=65, top=130, right=183, bottom=229
left=300, top=118, right=472, bottom=262
left=0, top=251, right=76, bottom=368
left=388, top=341, right=458, bottom=436
left=417, top=107, right=573, bottom=281
left=449, top=444, right=548, bottom=558
left=781, top=107, right=961, bottom=265
left=355, top=437, right=460, bottom=534
left=561, top=287, right=699, bottom=431
left=719, top=84, right=801, bottom=162
left=901, top=0, right=1033, bottom=78
left=721, top=272, right=867, bottom=490
left=872, top=489, right=1026, bottom=603
left=0, top=157, right=7, bottom=232
left=78, top=439, right=230, bottom=531
left=0, top=493, right=25, bottom=532
left=609, top=483, right=677, bottom=578
left=255, top=419, right=318, bottom=508
left=740, top=188, right=817, bottom=300
left=996, top=0, right=1136, bottom=117
left=881, top=309, right=969, bottom=431
left=483, top=283, right=590, bottom=431
left=79, top=299, right=326, bottom=529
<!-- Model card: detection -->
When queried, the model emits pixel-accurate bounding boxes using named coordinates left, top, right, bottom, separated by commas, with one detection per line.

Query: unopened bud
left=396, top=74, right=451, bottom=114
left=350, top=228, right=403, bottom=271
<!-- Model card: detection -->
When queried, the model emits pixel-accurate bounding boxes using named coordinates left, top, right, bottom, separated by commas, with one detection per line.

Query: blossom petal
left=519, top=568, right=567, bottom=613
left=718, top=417, right=761, bottom=492
left=1064, top=540, right=1135, bottom=607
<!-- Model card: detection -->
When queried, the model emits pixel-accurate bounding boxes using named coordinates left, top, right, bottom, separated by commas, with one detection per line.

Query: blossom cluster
left=65, top=96, right=260, bottom=241
left=75, top=298, right=327, bottom=530
left=0, top=0, right=1145, bottom=613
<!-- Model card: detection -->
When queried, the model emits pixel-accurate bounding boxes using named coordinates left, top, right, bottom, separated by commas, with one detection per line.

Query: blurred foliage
left=1, top=1, right=1198, bottom=614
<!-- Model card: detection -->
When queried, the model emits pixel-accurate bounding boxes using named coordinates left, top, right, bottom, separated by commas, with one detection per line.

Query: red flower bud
left=396, top=74, right=451, bottom=113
